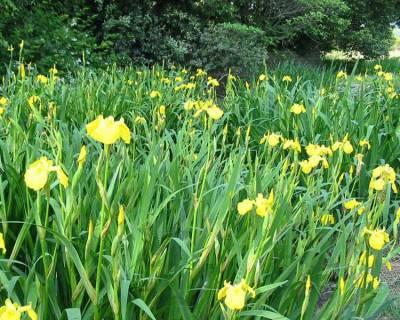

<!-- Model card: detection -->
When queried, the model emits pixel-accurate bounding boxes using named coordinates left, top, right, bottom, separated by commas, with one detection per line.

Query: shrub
left=195, top=23, right=273, bottom=77
left=0, top=2, right=99, bottom=72
left=99, top=6, right=203, bottom=66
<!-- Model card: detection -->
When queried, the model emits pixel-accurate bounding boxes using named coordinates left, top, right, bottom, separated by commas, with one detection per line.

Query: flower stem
left=94, top=145, right=110, bottom=320
left=36, top=192, right=49, bottom=318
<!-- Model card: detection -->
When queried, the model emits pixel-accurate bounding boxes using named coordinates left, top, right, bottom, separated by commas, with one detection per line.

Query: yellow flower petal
left=87, top=115, right=131, bottom=145
left=206, top=106, right=224, bottom=120
left=24, top=157, right=53, bottom=191
left=290, top=103, right=306, bottom=115
left=368, top=229, right=389, bottom=250
left=118, top=119, right=131, bottom=144
left=77, top=146, right=87, bottom=166
left=0, top=233, right=6, bottom=254
left=56, top=168, right=69, bottom=188
left=342, top=141, right=353, bottom=154
left=237, top=199, right=254, bottom=215
left=224, top=285, right=246, bottom=310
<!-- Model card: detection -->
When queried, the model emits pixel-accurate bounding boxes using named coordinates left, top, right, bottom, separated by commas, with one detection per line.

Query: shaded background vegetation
left=0, top=0, right=399, bottom=75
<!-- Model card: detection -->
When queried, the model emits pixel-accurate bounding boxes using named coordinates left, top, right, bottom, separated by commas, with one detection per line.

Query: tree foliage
left=0, top=0, right=399, bottom=72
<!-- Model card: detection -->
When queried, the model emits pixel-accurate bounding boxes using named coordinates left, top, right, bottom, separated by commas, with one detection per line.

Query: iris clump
left=0, top=62, right=399, bottom=320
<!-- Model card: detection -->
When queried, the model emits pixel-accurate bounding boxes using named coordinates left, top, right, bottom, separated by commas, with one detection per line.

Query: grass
left=0, top=58, right=399, bottom=319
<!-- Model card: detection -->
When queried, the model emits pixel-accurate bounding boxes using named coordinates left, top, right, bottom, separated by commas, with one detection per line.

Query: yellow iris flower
left=188, top=100, right=224, bottom=120
left=259, top=133, right=282, bottom=147
left=355, top=273, right=379, bottom=289
left=254, top=191, right=274, bottom=217
left=384, top=72, right=393, bottom=82
left=364, top=228, right=389, bottom=251
left=0, top=298, right=37, bottom=320
left=300, top=155, right=328, bottom=174
left=339, top=277, right=345, bottom=296
left=237, top=190, right=274, bottom=217
left=149, top=90, right=161, bottom=99
left=369, top=164, right=397, bottom=193
left=24, top=157, right=68, bottom=191
left=282, top=139, right=301, bottom=153
left=290, top=103, right=306, bottom=115
left=86, top=115, right=131, bottom=145
left=36, top=74, right=48, bottom=85
left=344, top=199, right=361, bottom=210
left=282, top=75, right=292, bottom=82
left=336, top=71, right=347, bottom=79
left=207, top=77, right=220, bottom=87
left=305, top=144, right=332, bottom=157
left=0, top=97, right=8, bottom=107
left=359, top=139, right=371, bottom=149
left=218, top=279, right=255, bottom=311
left=320, top=213, right=335, bottom=225
left=28, top=96, right=40, bottom=108
left=258, top=74, right=267, bottom=81
left=332, top=135, right=353, bottom=154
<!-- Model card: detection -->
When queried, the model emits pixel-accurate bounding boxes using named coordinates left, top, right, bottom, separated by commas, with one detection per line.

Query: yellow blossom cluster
left=369, top=164, right=397, bottom=193
left=207, top=77, right=219, bottom=87
left=332, top=135, right=353, bottom=154
left=374, top=65, right=397, bottom=98
left=237, top=191, right=274, bottom=217
left=359, top=251, right=375, bottom=268
left=355, top=273, right=380, bottom=289
left=174, top=82, right=196, bottom=91
left=36, top=74, right=48, bottom=85
left=344, top=199, right=365, bottom=215
left=300, top=155, right=329, bottom=174
left=259, top=133, right=301, bottom=152
left=183, top=99, right=224, bottom=120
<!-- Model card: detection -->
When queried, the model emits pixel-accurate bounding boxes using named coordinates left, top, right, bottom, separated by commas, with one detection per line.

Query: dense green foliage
left=197, top=23, right=271, bottom=77
left=0, top=58, right=400, bottom=319
left=0, top=0, right=399, bottom=73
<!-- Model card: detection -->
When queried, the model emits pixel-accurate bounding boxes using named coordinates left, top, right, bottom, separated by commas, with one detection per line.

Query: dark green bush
left=0, top=0, right=399, bottom=72
left=0, top=1, right=99, bottom=72
left=195, top=23, right=273, bottom=77
left=99, top=7, right=203, bottom=66
left=339, top=24, right=394, bottom=58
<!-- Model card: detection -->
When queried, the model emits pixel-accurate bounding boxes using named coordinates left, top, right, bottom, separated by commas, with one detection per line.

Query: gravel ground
left=378, top=258, right=400, bottom=319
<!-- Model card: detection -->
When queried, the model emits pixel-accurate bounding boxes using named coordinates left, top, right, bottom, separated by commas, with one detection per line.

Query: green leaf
left=61, top=308, right=82, bottom=320
left=52, top=231, right=97, bottom=304
left=121, top=279, right=130, bottom=320
left=239, top=310, right=290, bottom=319
left=365, top=283, right=390, bottom=319
left=255, top=281, right=288, bottom=295
left=132, top=298, right=157, bottom=320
